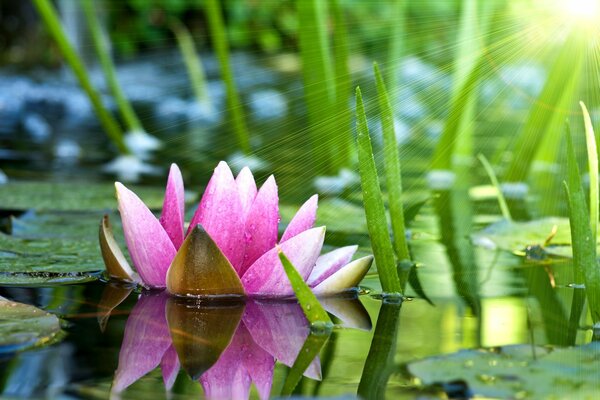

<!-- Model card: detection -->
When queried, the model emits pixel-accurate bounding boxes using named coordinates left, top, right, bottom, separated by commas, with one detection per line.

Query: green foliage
left=477, top=154, right=512, bottom=221
left=564, top=124, right=600, bottom=323
left=205, top=0, right=251, bottom=153
left=170, top=18, right=210, bottom=105
left=278, top=250, right=332, bottom=326
left=504, top=30, right=585, bottom=183
left=0, top=299, right=64, bottom=353
left=297, top=0, right=338, bottom=172
left=373, top=63, right=410, bottom=262
left=407, top=343, right=600, bottom=398
left=81, top=0, right=145, bottom=134
left=32, top=0, right=129, bottom=154
left=355, top=87, right=403, bottom=294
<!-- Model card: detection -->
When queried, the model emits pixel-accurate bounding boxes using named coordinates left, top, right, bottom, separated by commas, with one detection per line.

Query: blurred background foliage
left=1, top=0, right=467, bottom=65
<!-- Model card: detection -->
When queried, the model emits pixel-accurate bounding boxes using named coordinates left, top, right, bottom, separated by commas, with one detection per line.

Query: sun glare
left=557, top=0, right=600, bottom=22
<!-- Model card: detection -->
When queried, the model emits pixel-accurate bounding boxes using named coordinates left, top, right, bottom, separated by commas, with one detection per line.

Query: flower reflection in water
left=107, top=290, right=371, bottom=399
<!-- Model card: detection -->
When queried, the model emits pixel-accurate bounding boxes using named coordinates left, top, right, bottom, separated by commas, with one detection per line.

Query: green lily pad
left=0, top=298, right=64, bottom=353
left=0, top=181, right=173, bottom=212
left=472, top=217, right=576, bottom=254
left=0, top=211, right=112, bottom=285
left=407, top=343, right=600, bottom=399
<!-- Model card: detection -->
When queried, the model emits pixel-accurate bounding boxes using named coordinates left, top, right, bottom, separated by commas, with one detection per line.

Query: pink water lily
left=104, top=161, right=372, bottom=297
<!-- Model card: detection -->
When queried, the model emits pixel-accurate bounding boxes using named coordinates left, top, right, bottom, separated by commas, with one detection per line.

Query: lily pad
left=0, top=211, right=111, bottom=285
left=471, top=217, right=576, bottom=254
left=0, top=298, right=64, bottom=353
left=0, top=181, right=176, bottom=212
left=407, top=343, right=600, bottom=399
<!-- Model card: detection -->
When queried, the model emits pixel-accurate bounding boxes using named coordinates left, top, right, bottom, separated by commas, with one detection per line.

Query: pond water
left=0, top=52, right=598, bottom=399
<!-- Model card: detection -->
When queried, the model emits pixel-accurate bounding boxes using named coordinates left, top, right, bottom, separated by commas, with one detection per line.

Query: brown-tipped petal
left=99, top=215, right=138, bottom=283
left=166, top=297, right=244, bottom=380
left=166, top=225, right=245, bottom=298
left=312, top=255, right=373, bottom=296
left=321, top=297, right=372, bottom=331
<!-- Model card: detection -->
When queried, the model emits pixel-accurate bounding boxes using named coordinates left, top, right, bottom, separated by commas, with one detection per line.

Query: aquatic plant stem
left=204, top=0, right=251, bottom=153
left=331, top=0, right=353, bottom=167
left=170, top=19, right=210, bottom=105
left=355, top=87, right=403, bottom=294
left=297, top=0, right=338, bottom=172
left=374, top=63, right=410, bottom=261
left=32, top=0, right=129, bottom=154
left=564, top=126, right=600, bottom=323
left=81, top=0, right=143, bottom=134
left=477, top=154, right=512, bottom=222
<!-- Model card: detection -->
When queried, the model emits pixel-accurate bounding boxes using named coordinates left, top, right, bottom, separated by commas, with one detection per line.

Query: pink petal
left=116, top=182, right=177, bottom=288
left=236, top=167, right=257, bottom=219
left=312, top=255, right=373, bottom=296
left=243, top=301, right=321, bottom=380
left=307, top=245, right=357, bottom=287
left=241, top=227, right=325, bottom=297
left=200, top=324, right=274, bottom=400
left=240, top=175, right=279, bottom=275
left=161, top=345, right=180, bottom=391
left=113, top=293, right=171, bottom=392
left=281, top=195, right=318, bottom=242
left=187, top=162, right=245, bottom=271
left=160, top=164, right=185, bottom=249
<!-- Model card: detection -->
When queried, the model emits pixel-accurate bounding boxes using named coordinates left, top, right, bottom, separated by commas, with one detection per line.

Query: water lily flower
left=111, top=293, right=371, bottom=399
left=101, top=161, right=373, bottom=297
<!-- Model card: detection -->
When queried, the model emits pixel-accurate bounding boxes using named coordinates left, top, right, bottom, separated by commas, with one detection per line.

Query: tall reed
left=81, top=0, right=144, bottom=135
left=355, top=87, right=403, bottom=294
left=33, top=0, right=129, bottom=154
left=204, top=0, right=250, bottom=153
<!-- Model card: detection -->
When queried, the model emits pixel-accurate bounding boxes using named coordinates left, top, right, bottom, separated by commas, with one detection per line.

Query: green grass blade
left=581, top=102, right=598, bottom=242
left=564, top=126, right=600, bottom=323
left=170, top=19, right=210, bottom=105
left=32, top=0, right=129, bottom=154
left=355, top=87, right=403, bottom=294
left=297, top=0, right=338, bottom=172
left=477, top=154, right=512, bottom=222
left=204, top=0, right=250, bottom=153
left=357, top=300, right=402, bottom=398
left=373, top=63, right=410, bottom=261
left=331, top=0, right=353, bottom=167
left=278, top=250, right=332, bottom=325
left=81, top=0, right=143, bottom=134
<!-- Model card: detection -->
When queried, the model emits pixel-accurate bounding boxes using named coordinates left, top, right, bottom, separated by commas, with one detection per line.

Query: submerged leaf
left=0, top=298, right=64, bottom=353
left=166, top=298, right=244, bottom=380
left=166, top=225, right=245, bottom=298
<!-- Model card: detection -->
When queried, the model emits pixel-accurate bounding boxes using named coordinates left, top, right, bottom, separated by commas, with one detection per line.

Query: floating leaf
left=0, top=298, right=64, bottom=353
left=407, top=343, right=600, bottom=399
left=472, top=217, right=576, bottom=253
left=0, top=181, right=179, bottom=212
left=167, top=225, right=245, bottom=298
left=166, top=297, right=244, bottom=380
